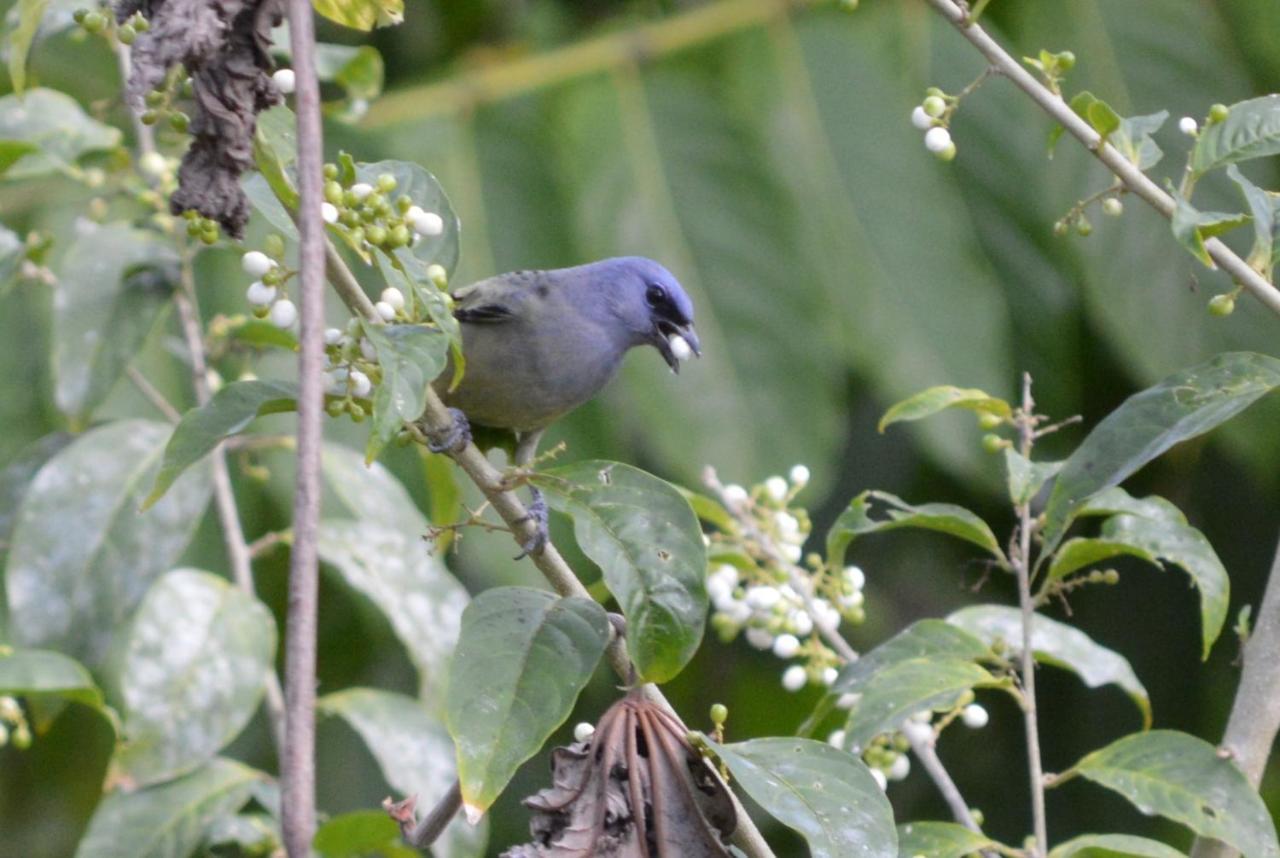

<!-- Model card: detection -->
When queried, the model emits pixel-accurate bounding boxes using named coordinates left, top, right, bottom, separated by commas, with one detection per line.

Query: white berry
left=745, top=627, right=775, bottom=650
left=410, top=209, right=444, bottom=237
left=375, top=300, right=397, bottom=321
left=901, top=718, right=933, bottom=745
left=822, top=666, right=838, bottom=686
left=887, top=754, right=911, bottom=781
left=246, top=281, right=277, bottom=307
left=350, top=183, right=374, bottom=201
left=910, top=105, right=933, bottom=130
left=782, top=665, right=807, bottom=692
left=871, top=768, right=888, bottom=791
left=764, top=476, right=788, bottom=501
left=573, top=722, right=595, bottom=743
left=349, top=369, right=372, bottom=398
left=745, top=586, right=781, bottom=611
left=1179, top=116, right=1198, bottom=135
left=380, top=287, right=406, bottom=311
left=272, top=68, right=296, bottom=95
left=723, top=484, right=748, bottom=507
left=139, top=151, right=168, bottom=178
left=772, top=633, right=800, bottom=659
left=924, top=126, right=953, bottom=153
left=961, top=703, right=989, bottom=728
left=827, top=729, right=846, bottom=748
left=324, top=327, right=343, bottom=345
left=789, top=464, right=810, bottom=486
left=843, top=565, right=865, bottom=591
left=321, top=202, right=339, bottom=224
left=668, top=333, right=692, bottom=362
left=241, top=251, right=274, bottom=278
left=269, top=299, right=297, bottom=329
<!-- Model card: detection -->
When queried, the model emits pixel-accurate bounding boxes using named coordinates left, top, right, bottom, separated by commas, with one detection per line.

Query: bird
left=423, top=256, right=701, bottom=556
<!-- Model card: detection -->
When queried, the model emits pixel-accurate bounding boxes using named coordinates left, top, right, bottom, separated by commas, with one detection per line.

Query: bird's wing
left=452, top=270, right=546, bottom=325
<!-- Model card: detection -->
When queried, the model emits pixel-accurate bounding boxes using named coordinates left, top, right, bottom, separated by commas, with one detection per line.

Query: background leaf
left=878, top=385, right=1011, bottom=433
left=827, top=490, right=1005, bottom=568
left=0, top=647, right=108, bottom=718
left=1190, top=95, right=1280, bottom=176
left=0, top=88, right=121, bottom=177
left=1050, top=834, right=1187, bottom=858
left=362, top=322, right=448, bottom=460
left=533, top=460, right=706, bottom=683
left=896, top=821, right=1000, bottom=858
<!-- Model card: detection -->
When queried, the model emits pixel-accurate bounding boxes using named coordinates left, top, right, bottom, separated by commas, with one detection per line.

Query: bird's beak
left=654, top=321, right=701, bottom=373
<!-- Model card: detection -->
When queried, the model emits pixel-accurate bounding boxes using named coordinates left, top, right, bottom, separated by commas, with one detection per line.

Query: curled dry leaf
left=503, top=689, right=735, bottom=857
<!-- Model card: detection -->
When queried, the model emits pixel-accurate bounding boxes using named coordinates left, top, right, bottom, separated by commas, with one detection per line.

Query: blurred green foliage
left=0, top=0, right=1278, bottom=855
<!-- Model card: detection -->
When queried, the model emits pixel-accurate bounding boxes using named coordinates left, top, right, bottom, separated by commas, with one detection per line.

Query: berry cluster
left=239, top=237, right=295, bottom=327
left=319, top=166, right=445, bottom=255
left=910, top=89, right=957, bottom=162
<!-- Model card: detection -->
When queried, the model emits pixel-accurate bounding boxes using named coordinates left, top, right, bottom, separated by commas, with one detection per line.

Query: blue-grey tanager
left=424, top=256, right=701, bottom=554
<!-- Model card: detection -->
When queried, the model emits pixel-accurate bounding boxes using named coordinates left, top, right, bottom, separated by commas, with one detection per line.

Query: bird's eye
left=645, top=284, right=665, bottom=307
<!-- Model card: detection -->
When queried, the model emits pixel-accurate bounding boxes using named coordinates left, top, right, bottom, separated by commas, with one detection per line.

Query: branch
left=126, top=366, right=180, bottom=423
left=922, top=0, right=1280, bottom=318
left=280, top=0, right=327, bottom=851
left=1189, top=534, right=1280, bottom=858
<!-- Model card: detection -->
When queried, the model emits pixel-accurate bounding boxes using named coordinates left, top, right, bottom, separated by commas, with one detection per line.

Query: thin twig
left=922, top=0, right=1280, bottom=318
left=248, top=529, right=291, bottom=559
left=1013, top=373, right=1048, bottom=858
left=126, top=366, right=181, bottom=423
left=1189, top=534, right=1280, bottom=858
left=281, top=0, right=327, bottom=852
left=115, top=44, right=157, bottom=158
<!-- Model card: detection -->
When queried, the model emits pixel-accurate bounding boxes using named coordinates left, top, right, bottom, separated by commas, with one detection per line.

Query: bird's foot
left=425, top=408, right=471, bottom=454
left=514, top=487, right=549, bottom=559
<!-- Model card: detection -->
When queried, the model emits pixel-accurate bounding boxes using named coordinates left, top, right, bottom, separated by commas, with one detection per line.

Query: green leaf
left=4, top=420, right=211, bottom=666
left=1170, top=195, right=1249, bottom=268
left=877, top=385, right=1011, bottom=433
left=444, top=587, right=609, bottom=815
left=1042, top=353, right=1280, bottom=547
left=222, top=317, right=300, bottom=352
left=203, top=812, right=279, bottom=854
left=0, top=140, right=37, bottom=175
left=74, top=759, right=263, bottom=858
left=1052, top=91, right=1123, bottom=151
left=677, top=486, right=738, bottom=535
left=840, top=657, right=999, bottom=751
left=321, top=441, right=429, bottom=536
left=1050, top=834, right=1187, bottom=858
left=145, top=380, right=297, bottom=509
left=1101, top=512, right=1229, bottom=660
left=1075, top=487, right=1184, bottom=522
left=7, top=0, right=49, bottom=95
left=0, top=432, right=70, bottom=630
left=1113, top=111, right=1168, bottom=169
left=826, top=490, right=1005, bottom=569
left=319, top=688, right=485, bottom=858
left=316, top=44, right=385, bottom=121
left=250, top=106, right=299, bottom=220
left=314, top=811, right=416, bottom=858
left=708, top=737, right=897, bottom=858
left=52, top=225, right=179, bottom=423
left=318, top=519, right=467, bottom=697
left=1069, top=731, right=1279, bottom=858
left=948, top=605, right=1151, bottom=727
left=1227, top=165, right=1280, bottom=279
left=1191, top=95, right=1280, bottom=177
left=1044, top=537, right=1158, bottom=585
left=110, top=570, right=276, bottom=788
left=1004, top=449, right=1062, bottom=507
left=0, top=647, right=108, bottom=717
left=0, top=88, right=121, bottom=178
left=311, top=0, right=403, bottom=30
left=532, top=460, right=707, bottom=683
left=897, top=821, right=1000, bottom=858
left=362, top=322, right=448, bottom=462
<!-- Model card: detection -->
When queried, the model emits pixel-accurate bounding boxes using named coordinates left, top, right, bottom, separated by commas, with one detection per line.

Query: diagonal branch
left=921, top=0, right=1280, bottom=318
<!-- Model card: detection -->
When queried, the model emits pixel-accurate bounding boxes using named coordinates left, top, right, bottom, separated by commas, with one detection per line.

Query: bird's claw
left=514, top=487, right=549, bottom=559
left=426, top=408, right=471, bottom=454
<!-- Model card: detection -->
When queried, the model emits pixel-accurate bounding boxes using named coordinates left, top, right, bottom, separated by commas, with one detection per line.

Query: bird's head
left=598, top=256, right=702, bottom=372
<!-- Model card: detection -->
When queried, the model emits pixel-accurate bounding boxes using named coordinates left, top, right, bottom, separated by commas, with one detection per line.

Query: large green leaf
left=827, top=490, right=1005, bottom=569
left=317, top=519, right=467, bottom=698
left=319, top=688, right=484, bottom=858
left=145, top=379, right=297, bottom=509
left=6, top=0, right=49, bottom=95
left=1044, top=537, right=1159, bottom=587
left=710, top=737, right=896, bottom=858
left=362, top=322, right=448, bottom=461
left=0, top=432, right=70, bottom=630
left=320, top=440, right=427, bottom=536
left=75, top=759, right=262, bottom=858
left=1050, top=834, right=1186, bottom=858
left=52, top=225, right=179, bottom=424
left=1101, top=512, right=1230, bottom=659
left=0, top=647, right=108, bottom=719
left=443, top=587, right=609, bottom=815
left=948, top=605, right=1150, bottom=727
left=110, top=570, right=276, bottom=788
left=311, top=0, right=403, bottom=30
left=1068, top=731, right=1279, bottom=858
left=1170, top=195, right=1249, bottom=268
left=314, top=811, right=416, bottom=858
left=1004, top=449, right=1063, bottom=507
left=533, top=460, right=707, bottom=683
left=3, top=420, right=211, bottom=666
left=1043, top=353, right=1280, bottom=546
left=878, top=385, right=1011, bottom=433
left=1190, top=95, right=1280, bottom=176
left=1227, top=164, right=1280, bottom=280
left=0, top=89, right=121, bottom=178
left=896, top=822, right=1000, bottom=858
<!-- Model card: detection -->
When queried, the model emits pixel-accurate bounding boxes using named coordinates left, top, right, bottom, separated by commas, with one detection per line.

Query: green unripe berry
left=117, top=23, right=137, bottom=44
left=1056, top=51, right=1075, bottom=71
left=324, top=180, right=344, bottom=205
left=376, top=173, right=397, bottom=193
left=1102, top=569, right=1120, bottom=585
left=145, top=90, right=165, bottom=107
left=262, top=267, right=282, bottom=286
left=342, top=189, right=359, bottom=208
left=140, top=109, right=159, bottom=126
left=12, top=724, right=31, bottom=750
left=925, top=86, right=945, bottom=99
left=73, top=8, right=88, bottom=23
left=389, top=224, right=411, bottom=248
left=132, top=13, right=149, bottom=31
left=1075, top=216, right=1093, bottom=236
left=710, top=703, right=728, bottom=725
left=326, top=399, right=345, bottom=418
left=922, top=95, right=946, bottom=118
left=339, top=209, right=360, bottom=228
left=264, top=234, right=286, bottom=259
left=364, top=225, right=388, bottom=247
left=348, top=402, right=365, bottom=421
left=348, top=227, right=365, bottom=247
left=1053, top=220, right=1069, bottom=237
left=363, top=191, right=385, bottom=212
left=970, top=809, right=985, bottom=827
left=186, top=219, right=202, bottom=237
left=977, top=411, right=1002, bottom=430
left=323, top=163, right=339, bottom=180
left=200, top=230, right=218, bottom=246
left=1102, top=197, right=1123, bottom=217
left=169, top=112, right=189, bottom=132
left=1208, top=294, right=1235, bottom=316
left=81, top=11, right=105, bottom=32
left=982, top=433, right=1005, bottom=454
left=396, top=195, right=413, bottom=214
left=181, top=78, right=194, bottom=98
left=1209, top=103, right=1229, bottom=124
left=359, top=207, right=377, bottom=223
